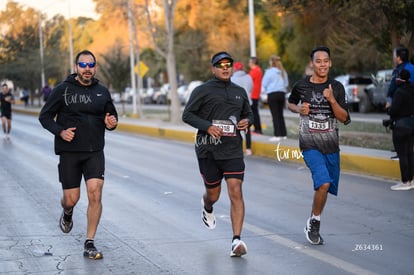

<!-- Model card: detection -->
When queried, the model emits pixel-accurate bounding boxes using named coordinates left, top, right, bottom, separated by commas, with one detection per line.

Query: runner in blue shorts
left=183, top=51, right=254, bottom=257
left=288, top=46, right=351, bottom=245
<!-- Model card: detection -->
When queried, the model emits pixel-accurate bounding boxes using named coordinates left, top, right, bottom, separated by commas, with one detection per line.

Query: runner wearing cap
left=182, top=51, right=253, bottom=257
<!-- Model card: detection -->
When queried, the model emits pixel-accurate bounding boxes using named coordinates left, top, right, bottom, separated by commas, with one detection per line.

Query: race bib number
left=308, top=118, right=332, bottom=132
left=213, top=120, right=236, bottom=136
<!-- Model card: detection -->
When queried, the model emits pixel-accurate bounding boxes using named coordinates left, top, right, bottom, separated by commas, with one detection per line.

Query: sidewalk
left=17, top=105, right=399, bottom=181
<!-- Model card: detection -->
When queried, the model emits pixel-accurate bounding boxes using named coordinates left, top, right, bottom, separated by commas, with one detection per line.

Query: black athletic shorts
left=1, top=111, right=11, bottom=119
left=58, top=151, right=105, bottom=190
left=198, top=157, right=245, bottom=189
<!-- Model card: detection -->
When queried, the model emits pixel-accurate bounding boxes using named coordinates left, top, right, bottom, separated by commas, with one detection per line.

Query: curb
left=19, top=107, right=399, bottom=181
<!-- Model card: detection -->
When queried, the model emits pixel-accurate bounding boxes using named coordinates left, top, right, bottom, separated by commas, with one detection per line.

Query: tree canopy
left=1, top=0, right=413, bottom=107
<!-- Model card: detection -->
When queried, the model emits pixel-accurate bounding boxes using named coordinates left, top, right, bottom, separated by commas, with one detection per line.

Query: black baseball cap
left=211, top=51, right=233, bottom=65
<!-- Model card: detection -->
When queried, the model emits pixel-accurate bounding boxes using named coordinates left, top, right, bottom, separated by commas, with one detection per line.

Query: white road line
left=220, top=215, right=378, bottom=275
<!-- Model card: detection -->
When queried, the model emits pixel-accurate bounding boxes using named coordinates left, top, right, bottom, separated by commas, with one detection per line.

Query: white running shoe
left=390, top=182, right=412, bottom=191
left=201, top=198, right=216, bottom=229
left=230, top=239, right=247, bottom=257
left=269, top=136, right=281, bottom=142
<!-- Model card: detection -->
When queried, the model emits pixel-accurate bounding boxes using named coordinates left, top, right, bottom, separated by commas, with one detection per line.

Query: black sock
left=84, top=239, right=94, bottom=248
left=232, top=235, right=240, bottom=242
left=63, top=208, right=73, bottom=221
left=204, top=206, right=213, bottom=213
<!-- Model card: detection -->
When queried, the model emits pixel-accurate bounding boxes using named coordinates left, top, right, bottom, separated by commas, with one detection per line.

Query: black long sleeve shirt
left=182, top=77, right=254, bottom=160
left=39, top=74, right=117, bottom=155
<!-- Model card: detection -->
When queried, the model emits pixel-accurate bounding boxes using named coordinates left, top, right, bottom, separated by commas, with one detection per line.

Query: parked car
left=165, top=84, right=189, bottom=105
left=259, top=90, right=290, bottom=109
left=334, top=74, right=373, bottom=113
left=123, top=87, right=147, bottom=104
left=184, top=80, right=203, bottom=104
left=152, top=84, right=169, bottom=104
left=143, top=87, right=155, bottom=104
left=177, top=84, right=188, bottom=105
left=364, top=69, right=393, bottom=112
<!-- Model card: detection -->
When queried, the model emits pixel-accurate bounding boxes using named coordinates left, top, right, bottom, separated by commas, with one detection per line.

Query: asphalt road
left=0, top=113, right=412, bottom=275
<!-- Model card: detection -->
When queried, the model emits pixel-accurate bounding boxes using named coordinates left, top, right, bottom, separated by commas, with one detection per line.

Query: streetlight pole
left=39, top=13, right=45, bottom=88
left=68, top=0, right=74, bottom=73
left=248, top=0, right=256, bottom=57
left=128, top=0, right=138, bottom=116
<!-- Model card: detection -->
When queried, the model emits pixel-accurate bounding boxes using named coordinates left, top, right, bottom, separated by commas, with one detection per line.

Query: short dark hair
left=395, top=46, right=410, bottom=62
left=250, top=56, right=259, bottom=65
left=310, top=46, right=331, bottom=60
left=2, top=83, right=7, bottom=87
left=75, top=50, right=96, bottom=64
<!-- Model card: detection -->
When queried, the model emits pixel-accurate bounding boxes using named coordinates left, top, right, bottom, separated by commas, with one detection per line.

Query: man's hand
left=300, top=102, right=310, bottom=115
left=60, top=127, right=76, bottom=142
left=207, top=125, right=223, bottom=139
left=323, top=84, right=335, bottom=103
left=237, top=118, right=249, bottom=131
left=105, top=113, right=118, bottom=129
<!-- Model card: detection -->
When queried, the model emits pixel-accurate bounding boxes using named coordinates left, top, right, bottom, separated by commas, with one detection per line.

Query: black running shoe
left=59, top=208, right=73, bottom=233
left=84, top=241, right=103, bottom=260
left=304, top=218, right=323, bottom=245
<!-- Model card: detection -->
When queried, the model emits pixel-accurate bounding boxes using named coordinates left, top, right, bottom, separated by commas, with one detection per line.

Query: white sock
left=311, top=214, right=321, bottom=221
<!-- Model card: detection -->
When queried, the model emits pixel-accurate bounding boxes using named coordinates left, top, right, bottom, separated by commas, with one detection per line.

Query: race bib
left=212, top=120, right=236, bottom=136
left=308, top=118, right=332, bottom=132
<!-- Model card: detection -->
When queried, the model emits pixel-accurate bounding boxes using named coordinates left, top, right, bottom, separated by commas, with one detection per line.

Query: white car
left=184, top=80, right=203, bottom=104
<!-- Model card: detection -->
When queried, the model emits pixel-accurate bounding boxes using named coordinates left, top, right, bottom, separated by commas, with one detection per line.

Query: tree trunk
left=163, top=0, right=180, bottom=124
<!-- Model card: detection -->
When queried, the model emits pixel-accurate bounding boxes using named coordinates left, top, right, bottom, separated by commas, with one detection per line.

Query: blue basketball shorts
left=302, top=149, right=340, bottom=196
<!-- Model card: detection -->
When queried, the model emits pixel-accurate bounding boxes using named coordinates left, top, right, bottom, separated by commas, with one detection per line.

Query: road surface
left=0, top=113, right=412, bottom=274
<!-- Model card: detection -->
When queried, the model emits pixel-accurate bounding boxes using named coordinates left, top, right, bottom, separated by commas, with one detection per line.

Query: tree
left=0, top=2, right=43, bottom=102
left=144, top=0, right=180, bottom=123
left=99, top=43, right=131, bottom=93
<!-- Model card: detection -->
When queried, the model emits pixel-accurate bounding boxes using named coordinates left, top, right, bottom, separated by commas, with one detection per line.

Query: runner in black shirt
left=183, top=51, right=253, bottom=257
left=288, top=46, right=350, bottom=245
left=0, top=83, right=14, bottom=140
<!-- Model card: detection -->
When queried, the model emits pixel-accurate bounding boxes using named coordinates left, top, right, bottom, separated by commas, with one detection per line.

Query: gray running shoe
left=59, top=208, right=73, bottom=233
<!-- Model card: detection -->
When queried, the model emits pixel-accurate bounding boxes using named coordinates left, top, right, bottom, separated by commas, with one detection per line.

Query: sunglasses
left=214, top=62, right=233, bottom=69
left=77, top=62, right=96, bottom=68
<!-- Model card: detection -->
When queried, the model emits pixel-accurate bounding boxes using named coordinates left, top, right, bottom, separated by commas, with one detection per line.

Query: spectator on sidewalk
left=388, top=69, right=414, bottom=191
left=386, top=46, right=414, bottom=160
left=41, top=85, right=52, bottom=103
left=262, top=55, right=289, bottom=142
left=20, top=88, right=29, bottom=107
left=231, top=61, right=253, bottom=155
left=248, top=56, right=263, bottom=134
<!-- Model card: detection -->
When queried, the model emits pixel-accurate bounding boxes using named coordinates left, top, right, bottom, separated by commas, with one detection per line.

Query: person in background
left=388, top=69, right=414, bottom=191
left=231, top=61, right=253, bottom=155
left=182, top=51, right=253, bottom=257
left=386, top=46, right=414, bottom=109
left=20, top=88, right=29, bottom=107
left=41, top=85, right=52, bottom=103
left=39, top=50, right=118, bottom=260
left=288, top=46, right=350, bottom=245
left=0, top=83, right=15, bottom=140
left=262, top=55, right=289, bottom=142
left=248, top=56, right=263, bottom=134
left=385, top=46, right=414, bottom=160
